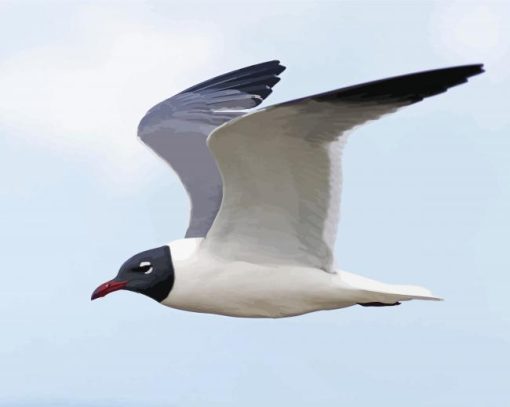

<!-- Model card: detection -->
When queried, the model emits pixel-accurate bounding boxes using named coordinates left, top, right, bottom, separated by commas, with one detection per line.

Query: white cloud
left=0, top=3, right=224, bottom=185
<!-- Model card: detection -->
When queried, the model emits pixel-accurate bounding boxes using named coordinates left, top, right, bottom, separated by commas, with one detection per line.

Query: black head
left=91, top=246, right=174, bottom=303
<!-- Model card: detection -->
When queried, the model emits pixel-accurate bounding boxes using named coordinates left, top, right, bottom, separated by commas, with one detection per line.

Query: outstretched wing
left=202, top=65, right=484, bottom=271
left=138, top=60, right=286, bottom=237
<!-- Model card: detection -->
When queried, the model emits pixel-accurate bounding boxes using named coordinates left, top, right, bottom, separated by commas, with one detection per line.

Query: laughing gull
left=91, top=60, right=483, bottom=317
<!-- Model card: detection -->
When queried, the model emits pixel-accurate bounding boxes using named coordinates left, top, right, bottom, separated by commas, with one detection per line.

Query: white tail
left=339, top=270, right=443, bottom=304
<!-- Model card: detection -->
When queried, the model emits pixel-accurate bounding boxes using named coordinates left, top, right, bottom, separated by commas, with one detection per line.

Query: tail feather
left=340, top=270, right=443, bottom=304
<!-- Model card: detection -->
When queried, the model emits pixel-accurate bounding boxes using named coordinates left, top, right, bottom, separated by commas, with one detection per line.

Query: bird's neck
left=168, top=237, right=204, bottom=262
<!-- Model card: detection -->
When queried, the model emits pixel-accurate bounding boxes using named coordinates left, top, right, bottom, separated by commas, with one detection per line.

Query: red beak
left=91, top=280, right=128, bottom=300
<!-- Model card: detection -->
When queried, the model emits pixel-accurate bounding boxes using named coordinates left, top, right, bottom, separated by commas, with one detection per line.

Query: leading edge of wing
left=278, top=64, right=484, bottom=107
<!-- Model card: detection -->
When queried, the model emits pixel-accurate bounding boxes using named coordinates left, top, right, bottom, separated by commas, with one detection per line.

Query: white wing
left=138, top=61, right=285, bottom=237
left=202, top=65, right=484, bottom=271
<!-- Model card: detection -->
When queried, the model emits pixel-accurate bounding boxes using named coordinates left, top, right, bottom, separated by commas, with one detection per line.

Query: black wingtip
left=447, top=63, right=484, bottom=80
left=466, top=63, right=484, bottom=74
left=182, top=60, right=286, bottom=95
left=266, top=59, right=286, bottom=75
left=312, top=63, right=485, bottom=105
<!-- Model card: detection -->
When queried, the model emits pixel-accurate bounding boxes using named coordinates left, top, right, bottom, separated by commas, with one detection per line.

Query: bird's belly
left=162, top=262, right=357, bottom=318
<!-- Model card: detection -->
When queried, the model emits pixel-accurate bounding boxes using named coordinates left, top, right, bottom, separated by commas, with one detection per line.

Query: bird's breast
left=161, top=257, right=352, bottom=318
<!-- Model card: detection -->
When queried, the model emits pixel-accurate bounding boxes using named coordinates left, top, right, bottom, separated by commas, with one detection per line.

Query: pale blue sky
left=1, top=1, right=509, bottom=405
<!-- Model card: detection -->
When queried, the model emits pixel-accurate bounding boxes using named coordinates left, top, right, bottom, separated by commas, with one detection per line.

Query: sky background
left=1, top=0, right=509, bottom=405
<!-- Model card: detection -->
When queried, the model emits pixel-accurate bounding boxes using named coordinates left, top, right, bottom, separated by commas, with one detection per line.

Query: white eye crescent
left=139, top=261, right=153, bottom=274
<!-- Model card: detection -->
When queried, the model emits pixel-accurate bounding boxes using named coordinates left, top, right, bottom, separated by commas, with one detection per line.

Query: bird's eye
left=134, top=261, right=153, bottom=274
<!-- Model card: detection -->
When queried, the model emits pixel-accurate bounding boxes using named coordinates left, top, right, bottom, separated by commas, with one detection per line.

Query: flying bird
left=91, top=60, right=483, bottom=317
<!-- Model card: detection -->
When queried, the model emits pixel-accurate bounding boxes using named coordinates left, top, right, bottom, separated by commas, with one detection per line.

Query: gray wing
left=203, top=64, right=484, bottom=271
left=138, top=60, right=286, bottom=237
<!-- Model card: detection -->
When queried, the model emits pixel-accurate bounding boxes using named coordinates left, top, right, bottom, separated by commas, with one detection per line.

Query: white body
left=163, top=239, right=439, bottom=318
